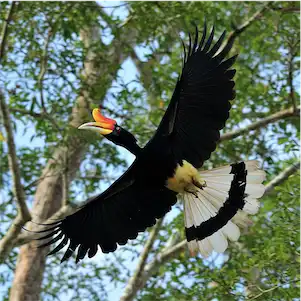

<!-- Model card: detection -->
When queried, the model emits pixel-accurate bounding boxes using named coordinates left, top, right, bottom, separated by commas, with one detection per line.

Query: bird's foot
left=192, top=179, right=207, bottom=190
left=184, top=189, right=198, bottom=198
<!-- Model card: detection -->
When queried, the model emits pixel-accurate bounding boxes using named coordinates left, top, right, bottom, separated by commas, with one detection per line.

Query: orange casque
left=92, top=108, right=116, bottom=130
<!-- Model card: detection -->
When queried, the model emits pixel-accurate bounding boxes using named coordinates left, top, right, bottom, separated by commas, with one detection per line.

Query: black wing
left=151, top=22, right=237, bottom=168
left=38, top=166, right=177, bottom=263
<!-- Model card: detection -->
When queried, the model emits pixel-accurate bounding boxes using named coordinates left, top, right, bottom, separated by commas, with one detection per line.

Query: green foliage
left=0, top=1, right=299, bottom=301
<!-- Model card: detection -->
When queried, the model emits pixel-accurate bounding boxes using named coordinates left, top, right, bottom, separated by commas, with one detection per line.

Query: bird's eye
left=115, top=126, right=121, bottom=133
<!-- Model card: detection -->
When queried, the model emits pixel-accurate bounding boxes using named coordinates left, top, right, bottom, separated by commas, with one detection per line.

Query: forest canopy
left=0, top=1, right=300, bottom=301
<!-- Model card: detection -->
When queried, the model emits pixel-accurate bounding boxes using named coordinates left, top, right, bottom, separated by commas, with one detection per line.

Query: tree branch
left=9, top=107, right=60, bottom=134
left=220, top=106, right=300, bottom=142
left=0, top=1, right=16, bottom=61
left=0, top=90, right=31, bottom=263
left=226, top=2, right=274, bottom=45
left=246, top=279, right=299, bottom=300
left=9, top=107, right=44, bottom=118
left=0, top=5, right=30, bottom=263
left=264, top=161, right=300, bottom=195
left=99, top=104, right=127, bottom=119
left=120, top=218, right=164, bottom=301
left=121, top=239, right=187, bottom=300
left=270, top=5, right=300, bottom=14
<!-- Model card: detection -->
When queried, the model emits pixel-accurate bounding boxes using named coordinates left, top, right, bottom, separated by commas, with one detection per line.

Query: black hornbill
left=38, top=23, right=266, bottom=263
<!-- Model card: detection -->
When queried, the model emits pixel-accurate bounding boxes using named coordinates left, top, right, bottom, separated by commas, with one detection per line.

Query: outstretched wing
left=38, top=170, right=177, bottom=263
left=151, top=22, right=237, bottom=168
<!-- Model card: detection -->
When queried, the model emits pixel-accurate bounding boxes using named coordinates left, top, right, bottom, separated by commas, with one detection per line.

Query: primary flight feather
left=37, top=22, right=265, bottom=263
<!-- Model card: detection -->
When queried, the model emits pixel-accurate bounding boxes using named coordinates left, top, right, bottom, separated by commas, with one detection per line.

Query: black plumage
left=37, top=23, right=245, bottom=263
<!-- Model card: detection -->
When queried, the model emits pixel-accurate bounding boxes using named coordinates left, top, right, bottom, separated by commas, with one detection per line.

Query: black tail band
left=185, top=161, right=247, bottom=242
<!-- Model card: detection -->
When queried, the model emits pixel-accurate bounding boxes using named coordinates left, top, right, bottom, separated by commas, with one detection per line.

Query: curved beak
left=78, top=122, right=113, bottom=135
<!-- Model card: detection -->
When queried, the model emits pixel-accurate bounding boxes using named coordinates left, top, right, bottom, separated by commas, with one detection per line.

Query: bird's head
left=79, top=108, right=117, bottom=136
left=78, top=108, right=138, bottom=152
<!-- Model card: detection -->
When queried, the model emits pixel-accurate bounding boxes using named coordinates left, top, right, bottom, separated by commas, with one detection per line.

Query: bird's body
left=38, top=22, right=266, bottom=263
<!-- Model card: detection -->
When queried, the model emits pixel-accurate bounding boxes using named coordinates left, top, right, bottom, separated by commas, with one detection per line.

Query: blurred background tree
left=0, top=1, right=299, bottom=301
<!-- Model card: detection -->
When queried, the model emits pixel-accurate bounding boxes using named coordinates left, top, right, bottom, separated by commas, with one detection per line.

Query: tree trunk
left=8, top=24, right=135, bottom=301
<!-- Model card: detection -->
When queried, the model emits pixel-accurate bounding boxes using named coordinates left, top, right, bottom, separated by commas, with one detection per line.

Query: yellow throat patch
left=166, top=160, right=206, bottom=193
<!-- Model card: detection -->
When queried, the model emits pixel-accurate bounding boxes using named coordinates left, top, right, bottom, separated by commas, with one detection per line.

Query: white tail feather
left=184, top=161, right=266, bottom=257
left=222, top=221, right=240, bottom=241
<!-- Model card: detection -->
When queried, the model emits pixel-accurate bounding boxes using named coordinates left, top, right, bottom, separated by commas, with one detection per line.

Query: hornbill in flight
left=38, top=23, right=266, bottom=263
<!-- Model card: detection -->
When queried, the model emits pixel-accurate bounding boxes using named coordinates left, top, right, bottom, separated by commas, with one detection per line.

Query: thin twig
left=129, top=48, right=164, bottom=106
left=247, top=279, right=299, bottom=300
left=120, top=218, right=164, bottom=301
left=288, top=44, right=297, bottom=112
left=79, top=175, right=116, bottom=181
left=99, top=2, right=129, bottom=9
left=38, top=29, right=52, bottom=113
left=35, top=29, right=62, bottom=132
left=270, top=6, right=300, bottom=14
left=0, top=2, right=16, bottom=61
left=62, top=148, right=69, bottom=206
left=225, top=2, right=274, bottom=48
left=9, top=107, right=44, bottom=118
left=9, top=107, right=62, bottom=132
left=99, top=104, right=127, bottom=119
